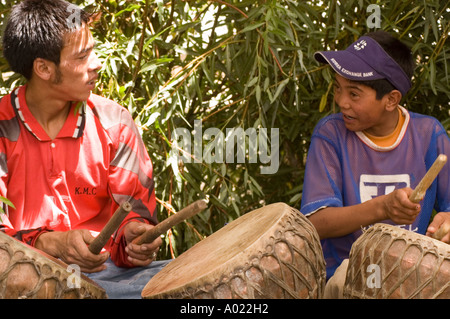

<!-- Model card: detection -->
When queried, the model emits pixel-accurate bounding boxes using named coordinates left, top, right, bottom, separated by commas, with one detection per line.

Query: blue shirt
left=300, top=107, right=450, bottom=279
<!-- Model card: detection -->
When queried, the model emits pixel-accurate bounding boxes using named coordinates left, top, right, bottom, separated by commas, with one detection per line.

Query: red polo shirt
left=0, top=85, right=158, bottom=267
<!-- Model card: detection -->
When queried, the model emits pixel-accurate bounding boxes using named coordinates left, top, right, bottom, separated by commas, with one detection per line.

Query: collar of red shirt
left=11, top=86, right=86, bottom=142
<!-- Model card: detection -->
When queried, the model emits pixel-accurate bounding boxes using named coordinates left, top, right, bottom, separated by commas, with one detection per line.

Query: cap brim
left=314, top=50, right=384, bottom=82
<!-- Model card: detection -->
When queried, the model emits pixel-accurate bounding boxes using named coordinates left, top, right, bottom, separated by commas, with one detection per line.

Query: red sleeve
left=98, top=101, right=158, bottom=267
left=108, top=217, right=152, bottom=268
left=0, top=142, right=53, bottom=247
left=0, top=226, right=53, bottom=247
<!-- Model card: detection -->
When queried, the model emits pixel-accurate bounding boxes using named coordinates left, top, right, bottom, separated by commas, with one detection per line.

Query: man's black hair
left=359, top=30, right=415, bottom=99
left=2, top=0, right=93, bottom=80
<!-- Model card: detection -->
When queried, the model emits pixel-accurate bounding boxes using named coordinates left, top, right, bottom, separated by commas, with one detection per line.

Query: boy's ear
left=384, top=90, right=402, bottom=111
left=32, top=58, right=56, bottom=81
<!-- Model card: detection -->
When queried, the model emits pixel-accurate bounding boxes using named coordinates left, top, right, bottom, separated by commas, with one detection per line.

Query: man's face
left=51, top=25, right=102, bottom=102
left=333, top=74, right=393, bottom=136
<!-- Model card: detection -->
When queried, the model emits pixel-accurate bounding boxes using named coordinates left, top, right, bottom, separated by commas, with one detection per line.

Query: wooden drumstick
left=89, top=201, right=133, bottom=255
left=132, top=199, right=208, bottom=245
left=407, top=154, right=448, bottom=241
left=409, top=154, right=447, bottom=203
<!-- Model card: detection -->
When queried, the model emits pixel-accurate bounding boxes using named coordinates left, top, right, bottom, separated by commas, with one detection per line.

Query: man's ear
left=32, top=58, right=56, bottom=81
left=384, top=90, right=402, bottom=111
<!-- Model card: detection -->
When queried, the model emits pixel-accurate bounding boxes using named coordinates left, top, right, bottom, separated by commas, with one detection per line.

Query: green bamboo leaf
left=270, top=78, right=289, bottom=103
left=319, top=81, right=333, bottom=112
left=255, top=85, right=262, bottom=105
left=429, top=59, right=437, bottom=95
left=240, top=22, right=265, bottom=33
left=114, top=4, right=141, bottom=17
left=0, top=196, right=15, bottom=209
left=428, top=7, right=439, bottom=42
left=319, top=91, right=328, bottom=112
left=247, top=76, right=258, bottom=88
left=248, top=175, right=264, bottom=196
left=225, top=45, right=231, bottom=74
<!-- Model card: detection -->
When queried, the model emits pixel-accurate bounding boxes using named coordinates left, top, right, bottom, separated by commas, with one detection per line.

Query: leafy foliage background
left=1, top=0, right=449, bottom=259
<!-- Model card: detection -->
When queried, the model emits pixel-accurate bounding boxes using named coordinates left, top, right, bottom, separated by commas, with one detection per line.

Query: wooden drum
left=142, top=202, right=326, bottom=299
left=343, top=223, right=450, bottom=299
left=0, top=231, right=106, bottom=299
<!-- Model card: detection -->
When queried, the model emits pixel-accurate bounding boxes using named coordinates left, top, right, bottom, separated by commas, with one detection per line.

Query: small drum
left=0, top=231, right=106, bottom=299
left=142, top=202, right=326, bottom=299
left=343, top=223, right=450, bottom=299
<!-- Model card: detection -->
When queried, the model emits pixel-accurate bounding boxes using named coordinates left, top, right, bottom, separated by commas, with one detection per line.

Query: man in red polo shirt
left=0, top=0, right=169, bottom=298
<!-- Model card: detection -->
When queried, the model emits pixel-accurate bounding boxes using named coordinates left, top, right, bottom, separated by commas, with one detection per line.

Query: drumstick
left=409, top=154, right=447, bottom=203
left=89, top=201, right=132, bottom=255
left=408, top=154, right=448, bottom=241
left=132, top=199, right=208, bottom=245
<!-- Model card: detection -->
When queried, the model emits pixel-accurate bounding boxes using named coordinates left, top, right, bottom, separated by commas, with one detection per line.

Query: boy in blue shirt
left=300, top=31, right=450, bottom=297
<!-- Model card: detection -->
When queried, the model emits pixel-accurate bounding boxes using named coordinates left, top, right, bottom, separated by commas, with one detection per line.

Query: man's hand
left=382, top=188, right=421, bottom=225
left=123, top=221, right=162, bottom=267
left=426, top=212, right=450, bottom=243
left=35, top=230, right=109, bottom=273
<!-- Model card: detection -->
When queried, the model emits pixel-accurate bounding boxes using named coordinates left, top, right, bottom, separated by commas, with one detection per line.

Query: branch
left=123, top=0, right=151, bottom=102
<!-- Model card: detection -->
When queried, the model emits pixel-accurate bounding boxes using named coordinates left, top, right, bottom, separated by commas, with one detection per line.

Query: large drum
left=0, top=231, right=106, bottom=299
left=343, top=223, right=450, bottom=299
left=142, top=202, right=326, bottom=299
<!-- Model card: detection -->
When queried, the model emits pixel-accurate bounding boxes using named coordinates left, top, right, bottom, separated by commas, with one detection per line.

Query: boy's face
left=49, top=25, right=102, bottom=102
left=333, top=74, right=395, bottom=136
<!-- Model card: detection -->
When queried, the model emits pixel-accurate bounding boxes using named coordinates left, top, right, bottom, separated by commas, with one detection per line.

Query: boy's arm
left=308, top=187, right=420, bottom=239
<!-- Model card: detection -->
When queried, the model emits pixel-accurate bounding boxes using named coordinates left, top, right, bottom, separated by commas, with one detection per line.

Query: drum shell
left=0, top=231, right=107, bottom=299
left=343, top=223, right=450, bottom=299
left=142, top=203, right=326, bottom=299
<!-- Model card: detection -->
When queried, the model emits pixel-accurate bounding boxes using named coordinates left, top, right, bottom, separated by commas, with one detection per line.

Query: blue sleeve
left=434, top=122, right=450, bottom=212
left=300, top=120, right=344, bottom=216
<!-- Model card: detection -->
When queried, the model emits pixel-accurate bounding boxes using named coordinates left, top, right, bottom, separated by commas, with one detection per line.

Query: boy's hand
left=426, top=212, right=450, bottom=243
left=382, top=187, right=421, bottom=225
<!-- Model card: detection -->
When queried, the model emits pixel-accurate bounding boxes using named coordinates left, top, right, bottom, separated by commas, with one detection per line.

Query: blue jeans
left=86, top=258, right=171, bottom=299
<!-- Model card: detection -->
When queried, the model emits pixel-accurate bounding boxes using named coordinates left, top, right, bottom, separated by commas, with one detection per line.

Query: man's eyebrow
left=76, top=43, right=96, bottom=55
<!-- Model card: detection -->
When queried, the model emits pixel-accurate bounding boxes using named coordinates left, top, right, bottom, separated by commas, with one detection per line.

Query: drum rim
left=344, top=222, right=450, bottom=299
left=364, top=223, right=450, bottom=254
left=142, top=202, right=325, bottom=298
left=0, top=231, right=107, bottom=299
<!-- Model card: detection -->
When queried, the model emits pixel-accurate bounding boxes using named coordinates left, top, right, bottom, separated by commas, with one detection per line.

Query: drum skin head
left=142, top=202, right=326, bottom=299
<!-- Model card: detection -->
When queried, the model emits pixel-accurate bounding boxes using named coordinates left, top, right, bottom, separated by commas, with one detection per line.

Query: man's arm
left=92, top=99, right=160, bottom=267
